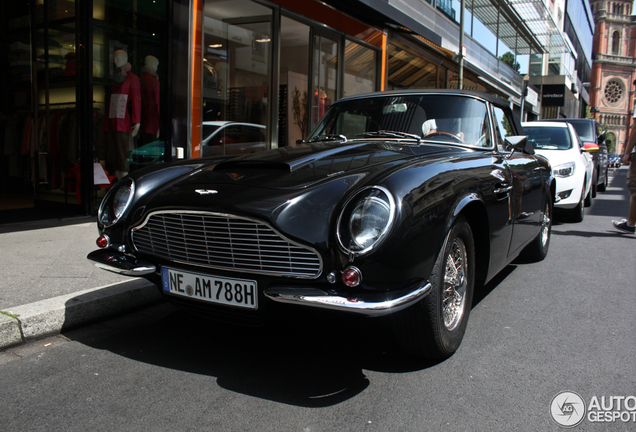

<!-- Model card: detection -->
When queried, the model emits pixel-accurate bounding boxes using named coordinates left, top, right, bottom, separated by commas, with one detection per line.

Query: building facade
left=0, top=0, right=584, bottom=223
left=589, top=0, right=636, bottom=155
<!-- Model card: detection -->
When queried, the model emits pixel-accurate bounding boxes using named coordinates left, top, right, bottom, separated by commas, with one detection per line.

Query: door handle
left=494, top=184, right=513, bottom=194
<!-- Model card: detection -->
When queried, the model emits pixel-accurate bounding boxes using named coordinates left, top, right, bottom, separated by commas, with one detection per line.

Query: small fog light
left=96, top=235, right=110, bottom=249
left=342, top=267, right=362, bottom=287
left=557, top=189, right=573, bottom=200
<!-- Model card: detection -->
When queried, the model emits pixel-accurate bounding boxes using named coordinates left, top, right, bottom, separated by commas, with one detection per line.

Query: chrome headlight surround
left=337, top=186, right=396, bottom=257
left=553, top=162, right=576, bottom=178
left=98, top=178, right=135, bottom=228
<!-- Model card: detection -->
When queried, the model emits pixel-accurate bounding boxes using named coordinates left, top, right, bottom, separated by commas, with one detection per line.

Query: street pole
left=520, top=75, right=529, bottom=122
left=458, top=0, right=465, bottom=90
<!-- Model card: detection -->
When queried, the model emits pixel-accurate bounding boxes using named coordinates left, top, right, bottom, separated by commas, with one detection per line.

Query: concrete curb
left=0, top=279, right=163, bottom=350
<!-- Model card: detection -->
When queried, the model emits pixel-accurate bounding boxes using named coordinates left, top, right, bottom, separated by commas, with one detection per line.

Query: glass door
left=279, top=16, right=310, bottom=146
left=310, top=31, right=340, bottom=132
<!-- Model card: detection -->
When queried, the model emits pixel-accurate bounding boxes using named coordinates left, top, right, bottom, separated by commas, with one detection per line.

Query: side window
left=246, top=127, right=266, bottom=143
left=492, top=107, right=516, bottom=149
left=224, top=125, right=244, bottom=144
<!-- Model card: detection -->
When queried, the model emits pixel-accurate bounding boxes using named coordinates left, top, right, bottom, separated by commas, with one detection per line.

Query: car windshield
left=566, top=121, right=594, bottom=142
left=524, top=126, right=572, bottom=150
left=306, top=94, right=491, bottom=147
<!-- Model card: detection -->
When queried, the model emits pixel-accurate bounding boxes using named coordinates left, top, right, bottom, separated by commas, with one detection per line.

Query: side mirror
left=504, top=135, right=534, bottom=155
left=583, top=143, right=600, bottom=153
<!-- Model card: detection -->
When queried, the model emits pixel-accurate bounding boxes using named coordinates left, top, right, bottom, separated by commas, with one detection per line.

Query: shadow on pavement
left=587, top=167, right=630, bottom=218
left=62, top=300, right=439, bottom=407
left=0, top=215, right=94, bottom=234
left=61, top=270, right=513, bottom=407
left=552, top=229, right=635, bottom=239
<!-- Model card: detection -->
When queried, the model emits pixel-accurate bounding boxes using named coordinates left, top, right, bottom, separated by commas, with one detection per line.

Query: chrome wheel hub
left=442, top=238, right=467, bottom=331
left=540, top=203, right=551, bottom=248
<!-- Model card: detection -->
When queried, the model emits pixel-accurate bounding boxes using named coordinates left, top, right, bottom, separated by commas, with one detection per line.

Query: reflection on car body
left=128, top=121, right=266, bottom=171
left=89, top=90, right=555, bottom=360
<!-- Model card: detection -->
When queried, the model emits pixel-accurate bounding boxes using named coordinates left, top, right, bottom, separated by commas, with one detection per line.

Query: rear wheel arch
left=449, top=196, right=490, bottom=287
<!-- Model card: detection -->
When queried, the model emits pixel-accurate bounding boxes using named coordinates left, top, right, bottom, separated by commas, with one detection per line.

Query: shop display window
left=201, top=0, right=273, bottom=156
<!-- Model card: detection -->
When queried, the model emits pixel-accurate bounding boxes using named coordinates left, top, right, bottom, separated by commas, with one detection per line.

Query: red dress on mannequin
left=104, top=63, right=141, bottom=173
left=105, top=65, right=141, bottom=133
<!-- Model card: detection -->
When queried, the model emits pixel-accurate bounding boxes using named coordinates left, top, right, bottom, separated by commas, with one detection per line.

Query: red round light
left=342, top=267, right=361, bottom=287
left=96, top=235, right=109, bottom=249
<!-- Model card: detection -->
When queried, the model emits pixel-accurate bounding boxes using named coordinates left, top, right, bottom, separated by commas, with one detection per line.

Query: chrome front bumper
left=88, top=249, right=431, bottom=316
left=87, top=249, right=156, bottom=276
left=264, top=283, right=431, bottom=316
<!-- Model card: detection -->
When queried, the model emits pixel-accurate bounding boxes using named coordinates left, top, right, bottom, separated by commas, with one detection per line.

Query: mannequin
left=104, top=49, right=141, bottom=179
left=140, top=55, right=160, bottom=145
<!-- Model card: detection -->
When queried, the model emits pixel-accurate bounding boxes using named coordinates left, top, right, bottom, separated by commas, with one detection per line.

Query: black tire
left=597, top=173, right=607, bottom=192
left=584, top=180, right=592, bottom=207
left=393, top=218, right=475, bottom=359
left=570, top=197, right=584, bottom=223
left=521, top=196, right=552, bottom=262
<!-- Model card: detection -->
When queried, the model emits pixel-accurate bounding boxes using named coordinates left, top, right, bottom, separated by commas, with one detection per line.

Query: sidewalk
left=0, top=217, right=163, bottom=350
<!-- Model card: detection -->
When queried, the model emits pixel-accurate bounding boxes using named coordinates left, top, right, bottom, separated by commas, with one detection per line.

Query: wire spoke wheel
left=539, top=202, right=551, bottom=248
left=442, top=238, right=467, bottom=331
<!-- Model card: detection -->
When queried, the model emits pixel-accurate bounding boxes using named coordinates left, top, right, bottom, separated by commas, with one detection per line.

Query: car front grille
left=131, top=211, right=322, bottom=278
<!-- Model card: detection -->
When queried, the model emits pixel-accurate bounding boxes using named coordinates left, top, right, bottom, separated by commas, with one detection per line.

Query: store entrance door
left=310, top=31, right=340, bottom=133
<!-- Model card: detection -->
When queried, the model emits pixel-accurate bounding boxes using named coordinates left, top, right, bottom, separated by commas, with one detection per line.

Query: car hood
left=172, top=141, right=454, bottom=190
left=129, top=141, right=457, bottom=244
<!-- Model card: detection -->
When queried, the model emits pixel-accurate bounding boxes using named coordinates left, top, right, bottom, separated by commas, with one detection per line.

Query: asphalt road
left=1, top=167, right=634, bottom=432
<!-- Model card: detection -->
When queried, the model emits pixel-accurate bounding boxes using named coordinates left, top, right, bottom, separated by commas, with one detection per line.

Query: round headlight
left=349, top=197, right=391, bottom=249
left=98, top=179, right=135, bottom=227
left=337, top=186, right=396, bottom=256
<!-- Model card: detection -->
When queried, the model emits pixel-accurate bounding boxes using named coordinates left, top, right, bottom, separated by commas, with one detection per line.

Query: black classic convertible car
left=89, top=90, right=554, bottom=359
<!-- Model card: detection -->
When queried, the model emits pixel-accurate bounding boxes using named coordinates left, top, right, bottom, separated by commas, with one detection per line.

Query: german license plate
left=161, top=267, right=258, bottom=309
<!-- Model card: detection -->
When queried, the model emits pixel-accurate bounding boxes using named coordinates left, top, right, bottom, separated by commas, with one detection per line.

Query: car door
left=492, top=106, right=544, bottom=256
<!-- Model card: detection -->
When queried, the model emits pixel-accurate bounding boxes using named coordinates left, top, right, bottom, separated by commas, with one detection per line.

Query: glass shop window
left=201, top=0, right=272, bottom=156
left=387, top=39, right=439, bottom=90
left=343, top=39, right=377, bottom=97
left=94, top=0, right=168, bottom=177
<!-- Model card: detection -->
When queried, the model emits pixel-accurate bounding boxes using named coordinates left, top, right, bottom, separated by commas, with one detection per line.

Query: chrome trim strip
left=94, top=262, right=156, bottom=276
left=87, top=250, right=156, bottom=276
left=264, top=282, right=431, bottom=316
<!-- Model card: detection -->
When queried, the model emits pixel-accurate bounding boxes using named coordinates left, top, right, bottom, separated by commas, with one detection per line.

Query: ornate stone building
left=589, top=0, right=636, bottom=155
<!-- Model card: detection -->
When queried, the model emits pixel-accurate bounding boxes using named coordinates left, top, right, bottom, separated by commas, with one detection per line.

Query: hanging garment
left=140, top=67, right=160, bottom=135
left=104, top=65, right=141, bottom=133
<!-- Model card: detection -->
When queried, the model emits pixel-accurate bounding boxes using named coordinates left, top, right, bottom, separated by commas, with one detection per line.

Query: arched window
left=612, top=31, right=621, bottom=54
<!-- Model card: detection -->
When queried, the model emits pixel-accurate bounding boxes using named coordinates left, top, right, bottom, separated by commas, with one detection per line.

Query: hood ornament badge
left=195, top=189, right=218, bottom=195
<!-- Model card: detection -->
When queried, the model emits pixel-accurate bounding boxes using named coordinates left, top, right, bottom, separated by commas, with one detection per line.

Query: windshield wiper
left=307, top=134, right=348, bottom=143
left=357, top=130, right=421, bottom=144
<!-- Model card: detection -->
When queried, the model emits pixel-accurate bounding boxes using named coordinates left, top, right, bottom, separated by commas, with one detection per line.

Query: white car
left=201, top=121, right=266, bottom=157
left=522, top=121, right=595, bottom=222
